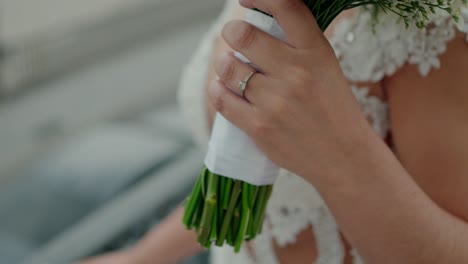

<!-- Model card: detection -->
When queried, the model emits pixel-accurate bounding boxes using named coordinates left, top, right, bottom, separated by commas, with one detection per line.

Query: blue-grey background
left=0, top=0, right=224, bottom=263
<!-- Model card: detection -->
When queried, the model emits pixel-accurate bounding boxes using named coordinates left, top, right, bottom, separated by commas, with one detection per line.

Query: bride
left=83, top=0, right=468, bottom=263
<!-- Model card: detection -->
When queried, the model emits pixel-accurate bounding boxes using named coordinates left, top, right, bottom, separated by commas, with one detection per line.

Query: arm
left=308, top=32, right=468, bottom=263
left=206, top=0, right=468, bottom=262
left=81, top=207, right=202, bottom=264
left=127, top=207, right=203, bottom=263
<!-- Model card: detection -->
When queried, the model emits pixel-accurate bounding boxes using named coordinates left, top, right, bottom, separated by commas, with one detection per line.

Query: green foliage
left=257, top=0, right=467, bottom=31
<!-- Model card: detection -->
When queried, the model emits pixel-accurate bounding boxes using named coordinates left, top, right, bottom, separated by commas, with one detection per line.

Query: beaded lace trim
left=330, top=9, right=468, bottom=82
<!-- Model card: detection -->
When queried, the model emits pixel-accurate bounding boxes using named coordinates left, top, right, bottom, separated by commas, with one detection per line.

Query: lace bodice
left=178, top=1, right=468, bottom=263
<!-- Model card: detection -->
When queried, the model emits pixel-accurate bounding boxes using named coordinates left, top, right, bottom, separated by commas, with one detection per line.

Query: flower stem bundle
left=183, top=0, right=462, bottom=253
left=183, top=166, right=272, bottom=252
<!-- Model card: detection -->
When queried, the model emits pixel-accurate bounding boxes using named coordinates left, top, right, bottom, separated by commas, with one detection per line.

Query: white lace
left=178, top=2, right=468, bottom=263
left=331, top=9, right=468, bottom=82
left=351, top=86, right=389, bottom=138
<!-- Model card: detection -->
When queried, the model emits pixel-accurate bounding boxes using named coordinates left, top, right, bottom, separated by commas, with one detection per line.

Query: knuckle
left=212, top=93, right=225, bottom=113
left=274, top=0, right=301, bottom=11
left=252, top=120, right=268, bottom=138
left=280, top=68, right=309, bottom=98
left=272, top=97, right=289, bottom=115
left=233, top=22, right=257, bottom=49
left=251, top=115, right=272, bottom=138
left=208, top=83, right=225, bottom=113
left=219, top=55, right=236, bottom=82
left=291, top=66, right=311, bottom=83
left=291, top=85, right=310, bottom=101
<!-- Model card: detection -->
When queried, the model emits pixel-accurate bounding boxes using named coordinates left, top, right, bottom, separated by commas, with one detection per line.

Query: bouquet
left=183, top=0, right=464, bottom=253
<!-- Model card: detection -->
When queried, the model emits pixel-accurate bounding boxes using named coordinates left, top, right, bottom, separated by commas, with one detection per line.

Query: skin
left=82, top=0, right=468, bottom=263
left=207, top=7, right=362, bottom=264
left=80, top=207, right=202, bottom=264
left=207, top=0, right=468, bottom=263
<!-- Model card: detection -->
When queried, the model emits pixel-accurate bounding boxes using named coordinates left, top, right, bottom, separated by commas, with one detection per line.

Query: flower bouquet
left=183, top=0, right=464, bottom=253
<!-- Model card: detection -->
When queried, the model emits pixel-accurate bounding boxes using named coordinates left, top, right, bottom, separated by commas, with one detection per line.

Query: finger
left=239, top=0, right=326, bottom=49
left=214, top=52, right=268, bottom=103
left=222, top=20, right=291, bottom=73
left=207, top=79, right=256, bottom=132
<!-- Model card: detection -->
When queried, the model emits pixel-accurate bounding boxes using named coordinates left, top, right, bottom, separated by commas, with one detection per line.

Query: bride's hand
left=208, top=0, right=374, bottom=181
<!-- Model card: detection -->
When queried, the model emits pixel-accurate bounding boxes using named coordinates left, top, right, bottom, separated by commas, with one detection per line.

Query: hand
left=208, top=0, right=374, bottom=181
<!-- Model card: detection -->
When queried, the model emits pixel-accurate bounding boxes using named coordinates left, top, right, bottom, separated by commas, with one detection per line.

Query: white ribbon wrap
left=204, top=10, right=286, bottom=186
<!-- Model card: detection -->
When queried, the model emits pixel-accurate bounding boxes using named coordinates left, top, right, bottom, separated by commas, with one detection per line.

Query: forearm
left=130, top=206, right=203, bottom=264
left=309, top=132, right=468, bottom=264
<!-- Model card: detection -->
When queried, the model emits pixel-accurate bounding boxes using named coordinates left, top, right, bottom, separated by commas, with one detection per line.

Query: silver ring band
left=238, top=71, right=257, bottom=98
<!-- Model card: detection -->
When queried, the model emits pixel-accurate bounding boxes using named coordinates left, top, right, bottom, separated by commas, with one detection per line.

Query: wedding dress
left=178, top=1, right=468, bottom=263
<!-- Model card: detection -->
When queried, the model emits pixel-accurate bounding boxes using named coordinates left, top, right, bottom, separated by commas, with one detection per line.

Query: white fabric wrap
left=204, top=9, right=286, bottom=186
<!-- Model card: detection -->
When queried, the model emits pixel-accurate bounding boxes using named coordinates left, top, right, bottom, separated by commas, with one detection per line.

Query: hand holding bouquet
left=183, top=0, right=464, bottom=253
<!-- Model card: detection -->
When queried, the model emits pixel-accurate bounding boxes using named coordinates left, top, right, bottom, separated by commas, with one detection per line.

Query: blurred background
left=0, top=0, right=224, bottom=263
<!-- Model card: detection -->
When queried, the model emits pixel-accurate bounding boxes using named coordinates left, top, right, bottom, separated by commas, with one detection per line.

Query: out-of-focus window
left=0, top=1, right=223, bottom=263
left=1, top=0, right=158, bottom=94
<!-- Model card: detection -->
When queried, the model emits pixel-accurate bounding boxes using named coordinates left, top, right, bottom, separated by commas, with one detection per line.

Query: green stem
left=257, top=185, right=273, bottom=234
left=234, top=183, right=252, bottom=252
left=232, top=205, right=241, bottom=243
left=192, top=198, right=203, bottom=231
left=182, top=173, right=203, bottom=228
left=216, top=180, right=242, bottom=246
left=227, top=224, right=234, bottom=246
left=247, top=187, right=259, bottom=239
left=219, top=176, right=226, bottom=209
left=210, top=200, right=218, bottom=241
left=222, top=179, right=233, bottom=209
left=201, top=167, right=208, bottom=198
left=197, top=172, right=219, bottom=247
left=251, top=185, right=273, bottom=235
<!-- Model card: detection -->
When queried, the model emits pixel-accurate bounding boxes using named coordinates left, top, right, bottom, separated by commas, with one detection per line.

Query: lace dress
left=178, top=1, right=468, bottom=263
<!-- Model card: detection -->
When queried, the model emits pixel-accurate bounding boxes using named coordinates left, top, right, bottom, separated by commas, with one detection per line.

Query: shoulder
left=384, top=24, right=468, bottom=221
left=329, top=7, right=468, bottom=83
left=329, top=7, right=468, bottom=220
